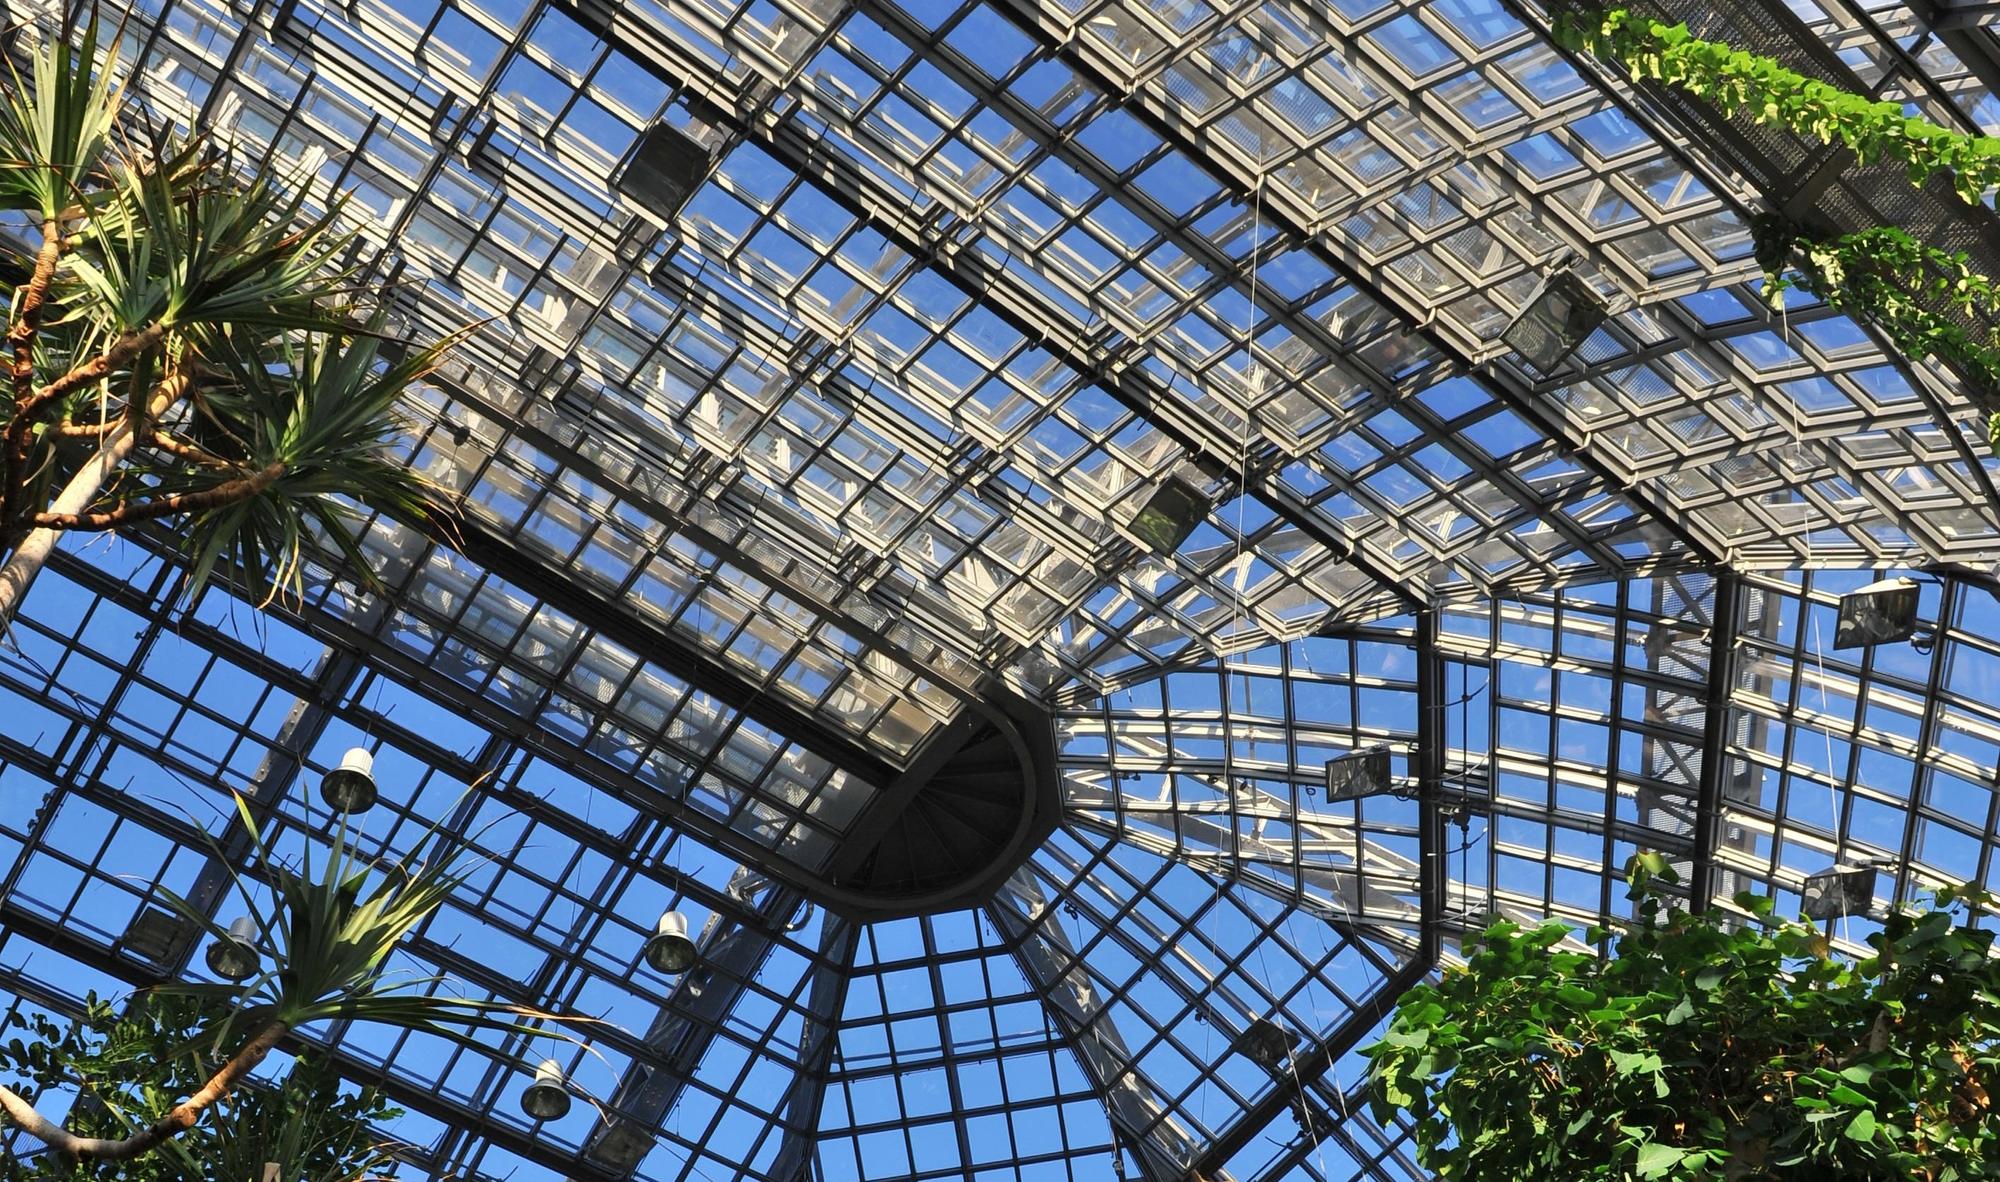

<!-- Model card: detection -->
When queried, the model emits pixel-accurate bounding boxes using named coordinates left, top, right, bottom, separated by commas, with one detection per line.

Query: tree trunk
left=0, top=415, right=141, bottom=634
left=0, top=1019, right=289, bottom=1160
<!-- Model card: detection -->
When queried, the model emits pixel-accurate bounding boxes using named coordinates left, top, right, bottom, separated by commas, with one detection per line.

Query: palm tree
left=0, top=789, right=591, bottom=1164
left=0, top=16, right=446, bottom=633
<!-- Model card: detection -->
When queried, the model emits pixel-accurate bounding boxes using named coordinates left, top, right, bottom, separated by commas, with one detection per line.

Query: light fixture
left=204, top=916, right=261, bottom=982
left=122, top=907, right=191, bottom=966
left=1833, top=578, right=1920, bottom=649
left=643, top=910, right=698, bottom=974
left=1500, top=269, right=1606, bottom=375
left=1323, top=745, right=1394, bottom=802
left=614, top=120, right=715, bottom=223
left=1129, top=479, right=1210, bottom=555
left=520, top=1059, right=572, bottom=1121
left=585, top=1120, right=654, bottom=1172
left=1234, top=1017, right=1298, bottom=1072
left=321, top=746, right=378, bottom=814
left=1801, top=864, right=1874, bottom=921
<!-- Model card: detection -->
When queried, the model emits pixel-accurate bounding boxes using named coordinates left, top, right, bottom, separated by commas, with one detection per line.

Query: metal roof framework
left=1, top=0, right=2000, bottom=1177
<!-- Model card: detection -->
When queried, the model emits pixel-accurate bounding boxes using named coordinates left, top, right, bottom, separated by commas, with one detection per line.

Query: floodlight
left=1323, top=745, right=1393, bottom=802
left=204, top=916, right=261, bottom=982
left=1801, top=865, right=1874, bottom=921
left=1129, top=479, right=1209, bottom=554
left=1500, top=270, right=1606, bottom=374
left=586, top=1120, right=655, bottom=1172
left=644, top=910, right=698, bottom=974
left=614, top=121, right=714, bottom=223
left=1234, top=1017, right=1298, bottom=1072
left=122, top=907, right=190, bottom=965
left=321, top=746, right=378, bottom=814
left=1833, top=578, right=1920, bottom=649
left=520, top=1059, right=572, bottom=1121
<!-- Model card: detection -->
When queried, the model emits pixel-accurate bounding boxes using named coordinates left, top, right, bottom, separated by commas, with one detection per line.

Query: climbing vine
left=1550, top=7, right=2000, bottom=205
left=1758, top=220, right=2000, bottom=442
left=1556, top=6, right=2000, bottom=446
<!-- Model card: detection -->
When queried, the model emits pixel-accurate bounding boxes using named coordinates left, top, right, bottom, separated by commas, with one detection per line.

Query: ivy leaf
left=1636, top=1142, right=1689, bottom=1178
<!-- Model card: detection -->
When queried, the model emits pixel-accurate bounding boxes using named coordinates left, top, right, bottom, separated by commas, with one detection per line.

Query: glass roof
left=4, top=0, right=2000, bottom=1176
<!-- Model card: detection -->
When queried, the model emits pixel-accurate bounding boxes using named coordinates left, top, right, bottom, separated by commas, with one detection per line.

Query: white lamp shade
left=205, top=916, right=260, bottom=982
left=321, top=747, right=378, bottom=814
left=520, top=1058, right=571, bottom=1120
left=644, top=910, right=698, bottom=974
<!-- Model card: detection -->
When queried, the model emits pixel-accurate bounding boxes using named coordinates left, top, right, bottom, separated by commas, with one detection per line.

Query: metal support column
left=1191, top=612, right=1444, bottom=1176
left=766, top=914, right=857, bottom=1181
left=1689, top=573, right=1741, bottom=912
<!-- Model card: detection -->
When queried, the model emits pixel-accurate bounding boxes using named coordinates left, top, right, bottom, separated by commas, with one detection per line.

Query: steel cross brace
left=1186, top=609, right=1444, bottom=1176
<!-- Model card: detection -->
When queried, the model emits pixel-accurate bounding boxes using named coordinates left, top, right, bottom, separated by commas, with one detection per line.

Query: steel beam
left=1892, top=576, right=1957, bottom=909
left=1187, top=617, right=1444, bottom=1177
left=439, top=512, right=898, bottom=790
left=985, top=869, right=1205, bottom=1182
left=1689, top=573, right=1741, bottom=911
left=765, top=914, right=857, bottom=1181
left=159, top=651, right=363, bottom=977
left=576, top=873, right=807, bottom=1176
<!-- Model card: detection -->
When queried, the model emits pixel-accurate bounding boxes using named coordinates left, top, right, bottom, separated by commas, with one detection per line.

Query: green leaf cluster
left=1554, top=6, right=2000, bottom=452
left=1550, top=7, right=2000, bottom=206
left=0, top=21, right=455, bottom=612
left=1757, top=221, right=2000, bottom=443
left=1365, top=862, right=2000, bottom=1180
left=0, top=992, right=400, bottom=1181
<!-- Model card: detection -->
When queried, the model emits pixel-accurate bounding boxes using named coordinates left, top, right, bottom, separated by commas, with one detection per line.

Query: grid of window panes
left=1432, top=575, right=1725, bottom=934
left=1, top=0, right=1999, bottom=1175
left=76, top=0, right=2000, bottom=707
left=1054, top=629, right=1428, bottom=939
left=815, top=911, right=1120, bottom=1181
left=104, top=0, right=1711, bottom=695
left=0, top=541, right=861, bottom=1182
left=1714, top=571, right=2000, bottom=922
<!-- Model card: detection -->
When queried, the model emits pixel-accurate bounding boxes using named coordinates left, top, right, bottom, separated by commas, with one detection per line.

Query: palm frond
left=152, top=788, right=594, bottom=1056
left=109, top=319, right=445, bottom=606
left=70, top=146, right=356, bottom=340
left=0, top=16, right=122, bottom=220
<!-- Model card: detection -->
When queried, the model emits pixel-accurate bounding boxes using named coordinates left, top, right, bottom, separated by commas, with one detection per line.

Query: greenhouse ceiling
left=3, top=0, right=2000, bottom=1177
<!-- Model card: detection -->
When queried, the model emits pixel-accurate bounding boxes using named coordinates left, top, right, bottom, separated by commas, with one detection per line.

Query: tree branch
left=21, top=322, right=169, bottom=418
left=3, top=322, right=170, bottom=529
left=7, top=219, right=61, bottom=402
left=54, top=416, right=124, bottom=437
left=147, top=428, right=235, bottom=469
left=0, top=1020, right=289, bottom=1161
left=32, top=460, right=284, bottom=531
left=3, top=218, right=66, bottom=521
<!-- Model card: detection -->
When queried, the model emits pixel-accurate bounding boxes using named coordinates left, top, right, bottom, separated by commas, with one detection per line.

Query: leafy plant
left=0, top=992, right=401, bottom=1181
left=1554, top=6, right=2000, bottom=451
left=1550, top=7, right=2000, bottom=205
left=0, top=18, right=455, bottom=631
left=1756, top=220, right=2000, bottom=444
left=1365, top=856, right=2000, bottom=1180
left=0, top=792, right=589, bottom=1163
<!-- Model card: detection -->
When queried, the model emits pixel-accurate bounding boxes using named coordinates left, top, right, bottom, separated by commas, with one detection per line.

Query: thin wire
left=1780, top=283, right=1853, bottom=938
left=1208, top=177, right=1268, bottom=1093
left=1284, top=1045, right=1332, bottom=1174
